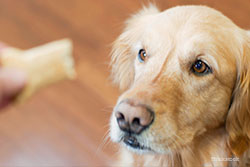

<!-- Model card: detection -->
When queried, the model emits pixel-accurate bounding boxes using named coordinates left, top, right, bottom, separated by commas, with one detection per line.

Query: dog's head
left=110, top=5, right=250, bottom=155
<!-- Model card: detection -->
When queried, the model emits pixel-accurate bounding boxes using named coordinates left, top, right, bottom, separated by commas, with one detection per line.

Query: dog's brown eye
left=138, top=49, right=147, bottom=62
left=192, top=60, right=211, bottom=75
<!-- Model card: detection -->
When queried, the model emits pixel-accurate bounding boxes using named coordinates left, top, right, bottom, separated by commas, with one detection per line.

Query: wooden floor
left=0, top=0, right=249, bottom=166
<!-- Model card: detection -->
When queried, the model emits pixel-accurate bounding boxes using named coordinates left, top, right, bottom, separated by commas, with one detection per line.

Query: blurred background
left=0, top=0, right=249, bottom=166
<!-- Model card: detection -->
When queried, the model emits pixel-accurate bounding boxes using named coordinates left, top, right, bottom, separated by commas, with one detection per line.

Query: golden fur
left=110, top=5, right=250, bottom=167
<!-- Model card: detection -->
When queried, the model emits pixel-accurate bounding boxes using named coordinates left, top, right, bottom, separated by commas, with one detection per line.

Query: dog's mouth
left=122, top=135, right=152, bottom=152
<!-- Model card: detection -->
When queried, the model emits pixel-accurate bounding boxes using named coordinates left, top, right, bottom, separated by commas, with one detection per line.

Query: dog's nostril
left=132, top=117, right=140, bottom=126
left=115, top=112, right=125, bottom=121
left=115, top=111, right=130, bottom=132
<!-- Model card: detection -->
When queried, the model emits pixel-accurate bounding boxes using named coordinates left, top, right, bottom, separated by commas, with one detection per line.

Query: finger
left=0, top=68, right=27, bottom=99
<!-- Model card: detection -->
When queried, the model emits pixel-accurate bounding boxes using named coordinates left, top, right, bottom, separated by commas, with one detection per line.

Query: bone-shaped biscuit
left=0, top=39, right=76, bottom=103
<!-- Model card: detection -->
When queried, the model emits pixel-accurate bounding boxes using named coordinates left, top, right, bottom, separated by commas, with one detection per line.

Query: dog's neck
left=179, top=127, right=235, bottom=167
left=120, top=127, right=238, bottom=167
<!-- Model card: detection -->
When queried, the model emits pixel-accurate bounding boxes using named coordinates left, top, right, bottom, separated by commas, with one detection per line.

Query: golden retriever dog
left=109, top=5, right=250, bottom=167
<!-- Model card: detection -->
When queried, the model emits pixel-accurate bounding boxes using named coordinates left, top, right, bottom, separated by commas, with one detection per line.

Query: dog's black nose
left=115, top=100, right=154, bottom=134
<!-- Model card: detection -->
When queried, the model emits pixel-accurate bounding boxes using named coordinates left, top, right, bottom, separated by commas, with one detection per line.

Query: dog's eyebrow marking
left=152, top=49, right=174, bottom=83
left=206, top=54, right=219, bottom=72
left=133, top=42, right=143, bottom=52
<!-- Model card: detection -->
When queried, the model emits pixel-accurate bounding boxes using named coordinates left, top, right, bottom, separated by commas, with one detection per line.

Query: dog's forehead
left=135, top=6, right=238, bottom=41
left=133, top=7, right=240, bottom=60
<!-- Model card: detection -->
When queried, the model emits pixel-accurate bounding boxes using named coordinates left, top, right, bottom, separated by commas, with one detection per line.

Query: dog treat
left=0, top=39, right=76, bottom=103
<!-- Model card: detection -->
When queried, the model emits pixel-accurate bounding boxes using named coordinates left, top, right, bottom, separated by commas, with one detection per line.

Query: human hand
left=0, top=43, right=26, bottom=108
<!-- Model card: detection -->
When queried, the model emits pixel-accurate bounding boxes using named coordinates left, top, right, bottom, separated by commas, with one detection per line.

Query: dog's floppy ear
left=110, top=4, right=159, bottom=91
left=226, top=30, right=250, bottom=156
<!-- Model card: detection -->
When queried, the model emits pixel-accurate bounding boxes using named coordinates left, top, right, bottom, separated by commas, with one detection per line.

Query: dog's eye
left=138, top=49, right=147, bottom=62
left=192, top=60, right=211, bottom=75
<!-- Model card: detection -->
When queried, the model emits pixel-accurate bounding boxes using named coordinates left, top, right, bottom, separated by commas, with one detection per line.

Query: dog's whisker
left=96, top=129, right=111, bottom=155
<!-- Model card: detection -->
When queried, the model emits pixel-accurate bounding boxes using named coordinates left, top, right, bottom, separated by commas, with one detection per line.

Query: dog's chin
left=123, top=143, right=153, bottom=154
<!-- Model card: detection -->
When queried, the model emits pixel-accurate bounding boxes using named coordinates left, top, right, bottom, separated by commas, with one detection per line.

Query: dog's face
left=110, top=5, right=250, bottom=155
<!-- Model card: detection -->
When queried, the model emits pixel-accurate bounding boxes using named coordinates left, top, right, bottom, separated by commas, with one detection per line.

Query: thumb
left=0, top=68, right=27, bottom=106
